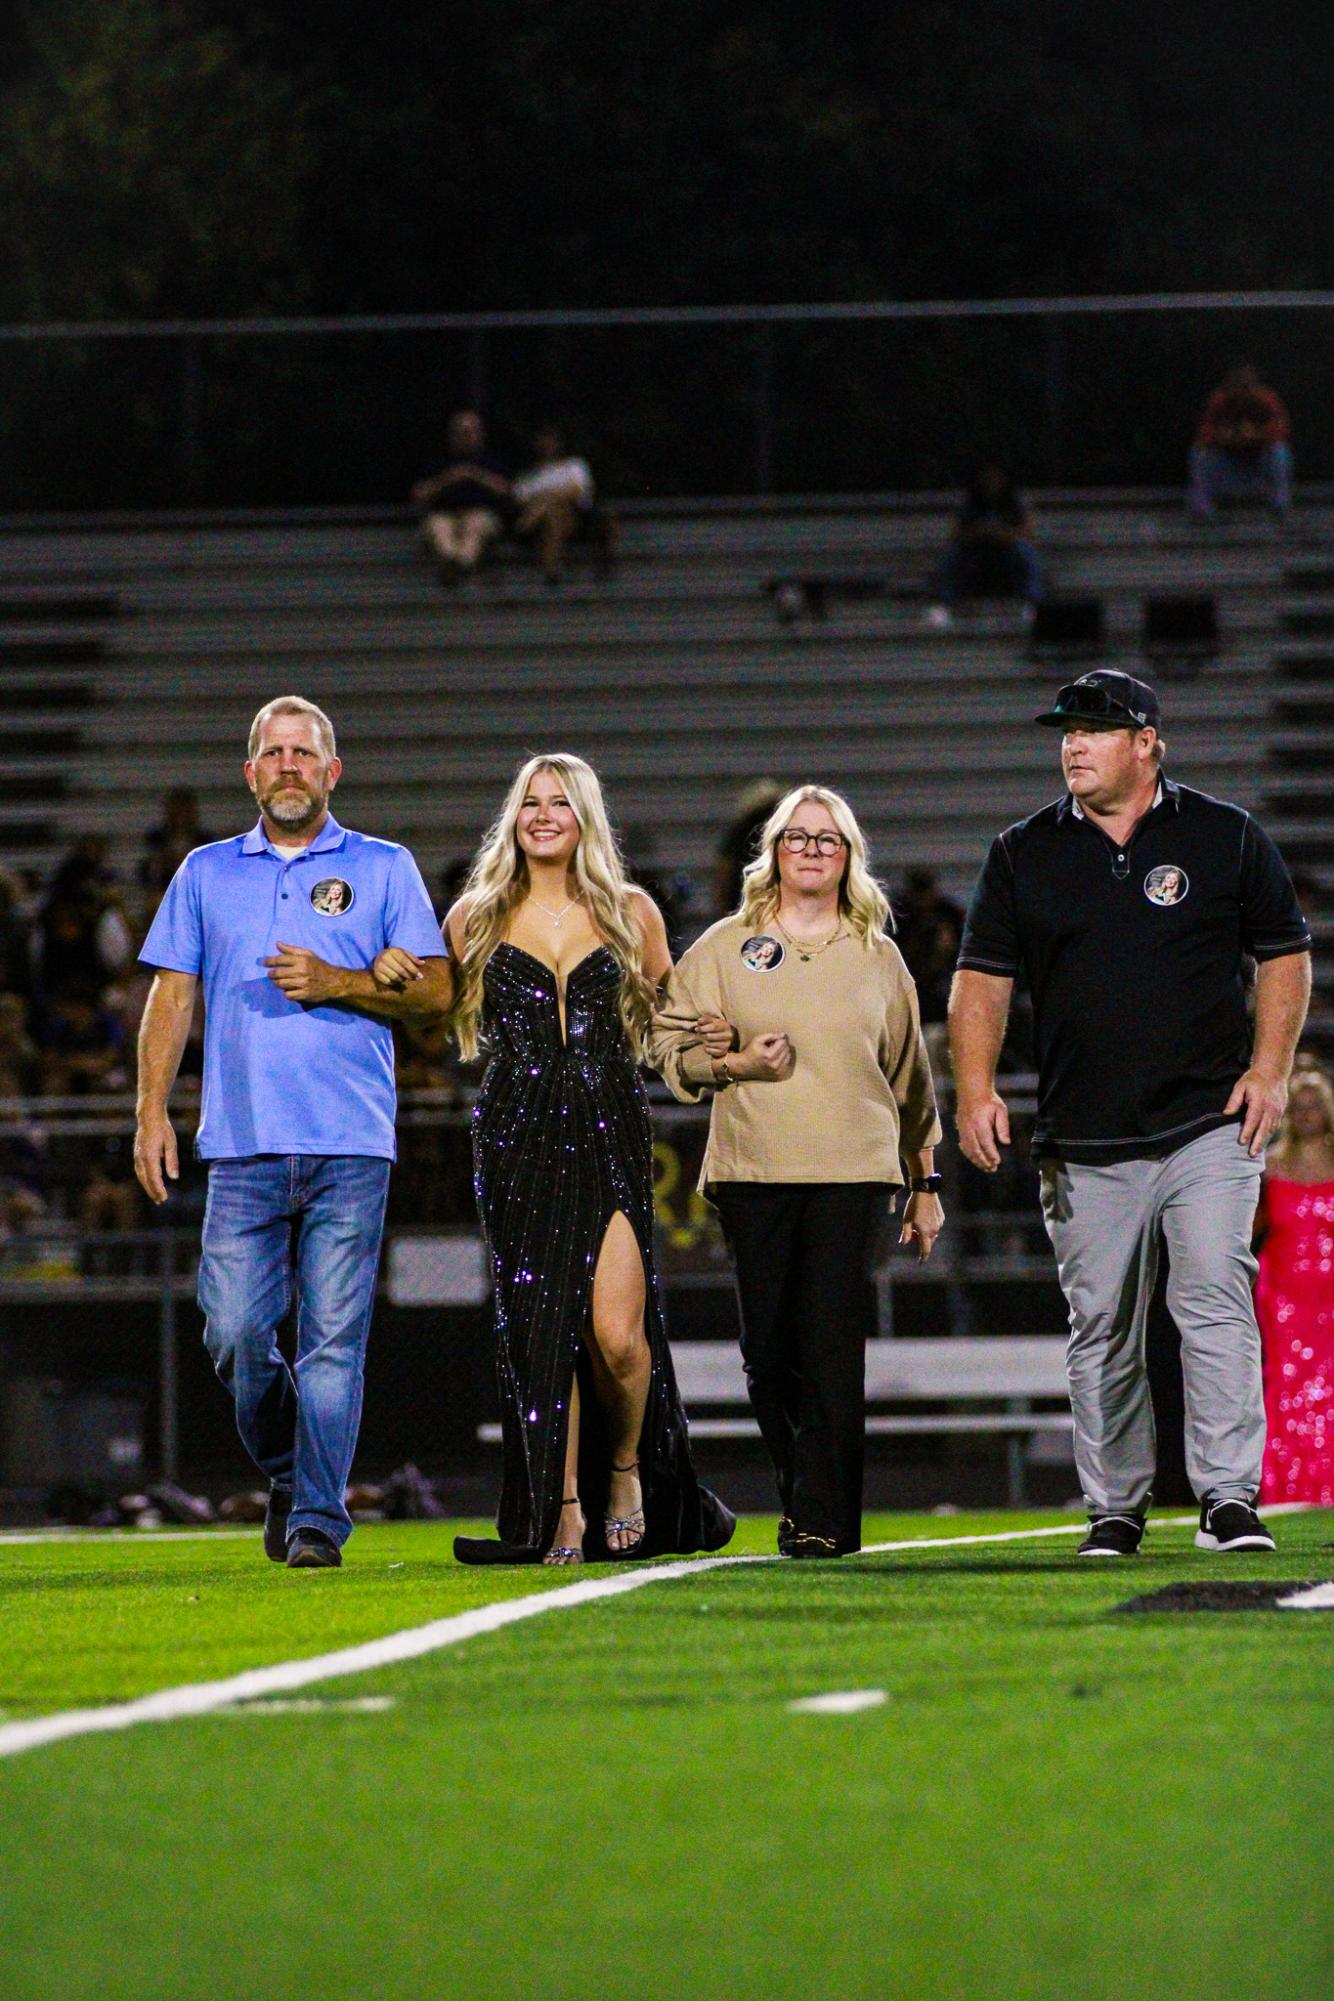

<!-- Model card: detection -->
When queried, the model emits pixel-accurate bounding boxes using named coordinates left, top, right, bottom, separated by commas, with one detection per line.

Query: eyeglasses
left=780, top=828, right=847, bottom=856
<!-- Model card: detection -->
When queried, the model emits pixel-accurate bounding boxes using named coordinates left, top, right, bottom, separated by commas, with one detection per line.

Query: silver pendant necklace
left=529, top=892, right=580, bottom=928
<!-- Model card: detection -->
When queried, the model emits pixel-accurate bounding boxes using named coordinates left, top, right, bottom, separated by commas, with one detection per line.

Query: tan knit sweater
left=650, top=913, right=941, bottom=1189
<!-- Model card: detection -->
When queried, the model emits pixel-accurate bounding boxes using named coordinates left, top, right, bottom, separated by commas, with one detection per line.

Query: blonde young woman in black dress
left=402, top=753, right=734, bottom=1566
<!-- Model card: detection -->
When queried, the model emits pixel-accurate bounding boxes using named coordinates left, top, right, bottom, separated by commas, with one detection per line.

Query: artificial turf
left=1, top=1509, right=1331, bottom=2001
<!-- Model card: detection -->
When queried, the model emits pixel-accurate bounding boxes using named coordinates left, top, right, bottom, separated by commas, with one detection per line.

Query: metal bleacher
left=0, top=492, right=1329, bottom=972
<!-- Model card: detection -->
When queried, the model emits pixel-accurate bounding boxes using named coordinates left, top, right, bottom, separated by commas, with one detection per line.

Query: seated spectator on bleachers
left=139, top=787, right=210, bottom=907
left=436, top=856, right=473, bottom=922
left=78, top=1137, right=144, bottom=1238
left=1188, top=364, right=1293, bottom=521
left=38, top=986, right=127, bottom=1096
left=512, top=426, right=616, bottom=584
left=36, top=837, right=133, bottom=1000
left=713, top=778, right=786, bottom=919
left=0, top=992, right=41, bottom=1099
left=929, top=463, right=1044, bottom=622
left=893, top=868, right=965, bottom=1028
left=0, top=867, right=34, bottom=997
left=411, top=409, right=514, bottom=581
left=624, top=822, right=688, bottom=957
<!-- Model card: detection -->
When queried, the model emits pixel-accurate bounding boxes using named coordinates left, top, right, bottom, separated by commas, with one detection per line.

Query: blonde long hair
left=452, top=753, right=656, bottom=1060
left=738, top=783, right=892, bottom=946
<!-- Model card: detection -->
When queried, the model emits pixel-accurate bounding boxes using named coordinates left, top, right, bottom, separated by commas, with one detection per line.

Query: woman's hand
left=729, top=1032, right=795, bottom=1082
left=899, top=1192, right=944, bottom=1263
left=373, top=947, right=426, bottom=991
left=695, top=1013, right=737, bottom=1060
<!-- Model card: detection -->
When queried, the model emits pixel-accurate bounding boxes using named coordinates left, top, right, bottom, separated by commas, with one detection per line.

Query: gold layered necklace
left=775, top=915, right=843, bottom=963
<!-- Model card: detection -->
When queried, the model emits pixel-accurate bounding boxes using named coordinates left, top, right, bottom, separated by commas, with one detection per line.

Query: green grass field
left=2, top=1508, right=1332, bottom=2001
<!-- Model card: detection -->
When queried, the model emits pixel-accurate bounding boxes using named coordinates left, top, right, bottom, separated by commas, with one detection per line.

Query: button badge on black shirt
left=1143, top=864, right=1189, bottom=906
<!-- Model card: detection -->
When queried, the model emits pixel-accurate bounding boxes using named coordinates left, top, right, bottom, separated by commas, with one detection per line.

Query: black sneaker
left=1078, top=1513, right=1145, bottom=1557
left=286, top=1527, right=342, bottom=1569
left=263, top=1484, right=292, bottom=1564
left=1195, top=1499, right=1275, bottom=1553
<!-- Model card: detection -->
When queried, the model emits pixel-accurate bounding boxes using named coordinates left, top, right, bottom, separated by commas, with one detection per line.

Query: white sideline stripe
left=0, top=1505, right=1315, bottom=1762
left=1277, top=1581, right=1334, bottom=1610
left=788, top=1689, right=888, bottom=1715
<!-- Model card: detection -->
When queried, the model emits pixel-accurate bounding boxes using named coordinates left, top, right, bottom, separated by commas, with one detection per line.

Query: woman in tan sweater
left=651, top=784, right=943, bottom=1558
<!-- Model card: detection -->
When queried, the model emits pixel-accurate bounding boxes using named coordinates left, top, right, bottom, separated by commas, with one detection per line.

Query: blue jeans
left=1188, top=442, right=1293, bottom=518
left=198, top=1155, right=391, bottom=1548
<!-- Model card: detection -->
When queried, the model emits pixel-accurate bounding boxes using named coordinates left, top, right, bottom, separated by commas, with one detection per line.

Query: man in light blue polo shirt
left=135, top=695, right=450, bottom=1568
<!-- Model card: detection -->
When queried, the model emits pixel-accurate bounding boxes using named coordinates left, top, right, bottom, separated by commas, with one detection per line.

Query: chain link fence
left=2, top=293, right=1333, bottom=509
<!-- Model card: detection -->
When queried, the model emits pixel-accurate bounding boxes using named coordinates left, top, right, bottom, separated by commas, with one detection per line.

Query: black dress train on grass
left=454, top=942, right=735, bottom=1564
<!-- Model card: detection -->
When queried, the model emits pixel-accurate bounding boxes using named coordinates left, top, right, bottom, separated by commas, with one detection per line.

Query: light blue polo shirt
left=140, top=814, right=445, bottom=1161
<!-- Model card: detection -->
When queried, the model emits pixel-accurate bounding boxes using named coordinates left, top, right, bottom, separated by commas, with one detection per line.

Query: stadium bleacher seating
left=0, top=492, right=1328, bottom=1007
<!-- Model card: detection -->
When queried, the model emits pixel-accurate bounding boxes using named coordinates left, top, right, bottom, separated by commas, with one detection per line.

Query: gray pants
left=1039, top=1124, right=1265, bottom=1515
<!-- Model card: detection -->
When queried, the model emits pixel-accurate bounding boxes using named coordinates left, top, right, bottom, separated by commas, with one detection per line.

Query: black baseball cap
left=1034, top=670, right=1161, bottom=731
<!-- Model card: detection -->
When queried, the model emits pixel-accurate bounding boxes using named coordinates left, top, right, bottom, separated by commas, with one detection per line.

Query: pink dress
left=1258, top=1175, right=1334, bottom=1507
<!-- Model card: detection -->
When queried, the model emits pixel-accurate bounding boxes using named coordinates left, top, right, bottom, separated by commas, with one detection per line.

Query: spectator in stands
left=78, top=1136, right=144, bottom=1238
left=36, top=837, right=133, bottom=999
left=929, top=463, right=1043, bottom=623
left=140, top=788, right=210, bottom=905
left=624, top=823, right=689, bottom=958
left=713, top=778, right=787, bottom=919
left=411, top=409, right=513, bottom=580
left=0, top=866, right=34, bottom=997
left=893, top=867, right=965, bottom=1029
left=0, top=1179, right=51, bottom=1269
left=1188, top=364, right=1293, bottom=521
left=38, top=986, right=127, bottom=1096
left=434, top=857, right=473, bottom=923
left=0, top=992, right=41, bottom=1098
left=512, top=425, right=609, bottom=585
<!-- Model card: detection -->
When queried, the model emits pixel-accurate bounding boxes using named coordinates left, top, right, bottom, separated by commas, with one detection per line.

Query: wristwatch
left=909, top=1174, right=944, bottom=1194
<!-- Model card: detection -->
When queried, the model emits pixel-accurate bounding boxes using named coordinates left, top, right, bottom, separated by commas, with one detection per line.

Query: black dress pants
left=712, top=1182, right=892, bottom=1553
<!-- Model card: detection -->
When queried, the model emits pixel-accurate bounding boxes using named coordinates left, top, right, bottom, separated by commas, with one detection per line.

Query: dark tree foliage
left=199, top=0, right=1334, bottom=313
left=0, top=0, right=312, bottom=319
left=1, top=1, right=1331, bottom=502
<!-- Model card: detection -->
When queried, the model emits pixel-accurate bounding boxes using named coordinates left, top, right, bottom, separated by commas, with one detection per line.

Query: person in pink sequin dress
left=1258, top=1068, right=1334, bottom=1506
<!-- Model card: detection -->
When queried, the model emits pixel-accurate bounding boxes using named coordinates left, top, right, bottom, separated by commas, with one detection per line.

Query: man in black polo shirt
left=950, top=671, right=1311, bottom=1556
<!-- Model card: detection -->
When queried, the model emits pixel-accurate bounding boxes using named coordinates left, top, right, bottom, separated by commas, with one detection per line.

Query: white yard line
left=1276, top=1581, right=1334, bottom=1610
left=788, top=1689, right=888, bottom=1715
left=0, top=1506, right=1317, bottom=1762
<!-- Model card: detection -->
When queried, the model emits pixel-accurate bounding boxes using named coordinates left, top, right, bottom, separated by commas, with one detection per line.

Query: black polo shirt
left=957, top=780, right=1311, bottom=1162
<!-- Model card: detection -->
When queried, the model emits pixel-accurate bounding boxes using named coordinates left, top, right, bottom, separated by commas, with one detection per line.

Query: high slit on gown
left=454, top=942, right=736, bottom=1564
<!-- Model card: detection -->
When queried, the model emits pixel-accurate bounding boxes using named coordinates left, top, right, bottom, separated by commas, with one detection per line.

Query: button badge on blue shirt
left=310, top=878, right=355, bottom=915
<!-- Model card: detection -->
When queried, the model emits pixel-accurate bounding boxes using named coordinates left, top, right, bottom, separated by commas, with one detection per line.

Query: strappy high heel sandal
left=604, top=1459, right=646, bottom=1557
left=543, top=1496, right=585, bottom=1567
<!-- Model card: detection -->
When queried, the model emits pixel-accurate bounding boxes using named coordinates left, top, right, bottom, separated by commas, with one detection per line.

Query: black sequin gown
left=458, top=942, right=735, bottom=1564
